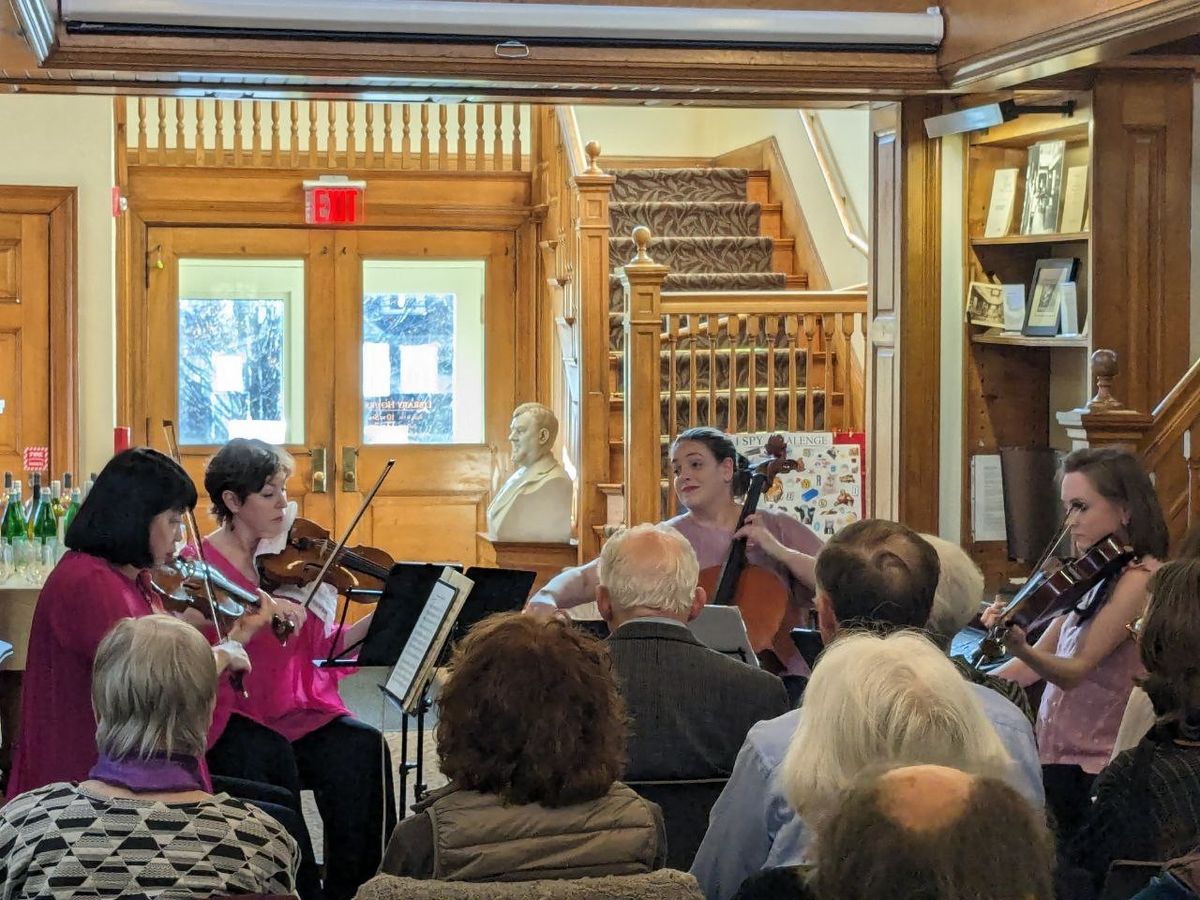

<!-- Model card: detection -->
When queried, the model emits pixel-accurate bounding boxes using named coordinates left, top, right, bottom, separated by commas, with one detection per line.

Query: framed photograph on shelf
left=1023, top=258, right=1078, bottom=336
left=965, top=282, right=1005, bottom=327
left=1020, top=140, right=1066, bottom=235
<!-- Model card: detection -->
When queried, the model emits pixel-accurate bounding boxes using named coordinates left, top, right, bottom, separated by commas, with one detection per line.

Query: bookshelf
left=961, top=95, right=1093, bottom=587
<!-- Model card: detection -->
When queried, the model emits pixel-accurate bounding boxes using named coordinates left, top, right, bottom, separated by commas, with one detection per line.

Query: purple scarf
left=88, top=753, right=206, bottom=793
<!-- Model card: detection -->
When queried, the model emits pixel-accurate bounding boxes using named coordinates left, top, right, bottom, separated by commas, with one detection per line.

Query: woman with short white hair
left=784, top=630, right=1012, bottom=834
left=0, top=615, right=298, bottom=898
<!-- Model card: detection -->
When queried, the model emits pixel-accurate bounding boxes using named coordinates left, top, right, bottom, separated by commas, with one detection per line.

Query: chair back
left=354, top=869, right=704, bottom=899
left=626, top=779, right=728, bottom=870
left=1100, top=860, right=1165, bottom=900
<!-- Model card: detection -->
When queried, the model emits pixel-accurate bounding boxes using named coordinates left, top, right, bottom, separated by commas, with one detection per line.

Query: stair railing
left=1057, top=349, right=1200, bottom=544
left=620, top=227, right=869, bottom=525
left=534, top=106, right=615, bottom=561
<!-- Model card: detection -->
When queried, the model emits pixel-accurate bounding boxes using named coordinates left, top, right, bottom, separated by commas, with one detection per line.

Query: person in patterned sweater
left=0, top=615, right=298, bottom=898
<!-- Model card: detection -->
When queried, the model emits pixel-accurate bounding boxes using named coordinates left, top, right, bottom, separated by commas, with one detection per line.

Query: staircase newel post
left=573, top=140, right=617, bottom=561
left=620, top=227, right=670, bottom=526
left=1056, top=349, right=1153, bottom=451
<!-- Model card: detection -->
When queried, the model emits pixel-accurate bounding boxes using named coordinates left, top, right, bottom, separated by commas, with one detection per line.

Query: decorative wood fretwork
left=124, top=98, right=530, bottom=173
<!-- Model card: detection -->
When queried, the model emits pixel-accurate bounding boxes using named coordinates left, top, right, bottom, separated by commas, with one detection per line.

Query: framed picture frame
left=1020, top=140, right=1066, bottom=235
left=1023, top=258, right=1078, bottom=336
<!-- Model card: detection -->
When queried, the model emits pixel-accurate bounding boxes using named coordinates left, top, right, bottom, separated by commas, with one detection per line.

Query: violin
left=150, top=556, right=297, bottom=643
left=698, top=450, right=800, bottom=673
left=972, top=533, right=1133, bottom=666
left=257, top=516, right=394, bottom=596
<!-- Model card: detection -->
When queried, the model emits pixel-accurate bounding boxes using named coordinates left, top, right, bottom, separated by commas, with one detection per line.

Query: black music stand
left=432, top=566, right=536, bottom=667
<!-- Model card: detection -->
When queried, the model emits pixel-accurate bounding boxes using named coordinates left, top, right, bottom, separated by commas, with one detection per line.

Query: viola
left=698, top=453, right=800, bottom=673
left=150, top=556, right=297, bottom=643
left=973, top=533, right=1133, bottom=665
left=257, top=516, right=394, bottom=596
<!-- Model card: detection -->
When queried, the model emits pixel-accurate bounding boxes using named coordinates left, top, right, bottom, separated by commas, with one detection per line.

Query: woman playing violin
left=984, top=447, right=1169, bottom=841
left=197, top=438, right=394, bottom=900
left=7, top=448, right=271, bottom=798
left=530, top=427, right=823, bottom=672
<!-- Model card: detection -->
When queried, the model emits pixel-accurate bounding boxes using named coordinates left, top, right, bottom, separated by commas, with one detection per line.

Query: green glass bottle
left=1, top=482, right=28, bottom=555
left=63, top=486, right=82, bottom=535
left=33, top=482, right=57, bottom=545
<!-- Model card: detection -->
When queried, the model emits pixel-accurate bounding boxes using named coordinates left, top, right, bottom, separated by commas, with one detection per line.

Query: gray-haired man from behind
left=597, top=524, right=789, bottom=781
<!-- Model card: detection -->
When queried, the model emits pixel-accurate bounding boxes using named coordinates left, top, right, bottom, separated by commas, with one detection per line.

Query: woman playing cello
left=197, top=438, right=394, bottom=900
left=529, top=427, right=823, bottom=672
left=984, top=447, right=1168, bottom=842
left=8, top=448, right=268, bottom=797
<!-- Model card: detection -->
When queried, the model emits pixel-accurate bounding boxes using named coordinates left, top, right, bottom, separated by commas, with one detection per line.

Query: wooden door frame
left=0, top=187, right=78, bottom=477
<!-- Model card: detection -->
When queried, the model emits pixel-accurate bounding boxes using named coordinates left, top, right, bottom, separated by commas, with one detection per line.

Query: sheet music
left=384, top=567, right=473, bottom=714
left=971, top=454, right=1008, bottom=542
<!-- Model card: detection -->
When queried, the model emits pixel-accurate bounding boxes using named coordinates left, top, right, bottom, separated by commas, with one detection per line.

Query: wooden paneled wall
left=1091, top=70, right=1194, bottom=417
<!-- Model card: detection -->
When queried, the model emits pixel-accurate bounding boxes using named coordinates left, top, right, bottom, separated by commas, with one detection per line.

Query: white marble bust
left=486, top=403, right=573, bottom=543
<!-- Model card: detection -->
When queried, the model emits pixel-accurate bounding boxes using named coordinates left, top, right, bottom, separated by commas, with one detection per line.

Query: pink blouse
left=200, top=540, right=351, bottom=743
left=1037, top=562, right=1155, bottom=774
left=7, top=551, right=222, bottom=798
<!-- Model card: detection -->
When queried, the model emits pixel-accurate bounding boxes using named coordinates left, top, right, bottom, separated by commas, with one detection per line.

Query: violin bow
left=162, top=421, right=247, bottom=694
left=299, top=458, right=396, bottom=611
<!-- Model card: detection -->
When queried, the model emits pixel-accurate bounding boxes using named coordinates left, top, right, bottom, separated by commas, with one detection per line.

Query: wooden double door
left=138, top=226, right=518, bottom=567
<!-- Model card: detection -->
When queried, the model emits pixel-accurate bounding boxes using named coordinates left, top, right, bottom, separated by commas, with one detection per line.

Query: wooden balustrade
left=621, top=228, right=868, bottom=524
left=121, top=98, right=530, bottom=172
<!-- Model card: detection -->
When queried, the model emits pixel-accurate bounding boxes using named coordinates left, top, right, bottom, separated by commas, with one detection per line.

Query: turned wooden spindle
left=1087, top=348, right=1124, bottom=412
left=630, top=225, right=655, bottom=265
left=585, top=140, right=603, bottom=175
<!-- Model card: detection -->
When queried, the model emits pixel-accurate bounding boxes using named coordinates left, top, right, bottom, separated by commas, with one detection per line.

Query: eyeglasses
left=1126, top=615, right=1146, bottom=643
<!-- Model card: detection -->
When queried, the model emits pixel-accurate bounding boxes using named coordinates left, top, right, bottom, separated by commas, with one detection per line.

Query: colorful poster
left=729, top=431, right=866, bottom=537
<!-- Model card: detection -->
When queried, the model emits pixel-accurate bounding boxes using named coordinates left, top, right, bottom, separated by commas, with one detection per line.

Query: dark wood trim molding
left=897, top=98, right=942, bottom=534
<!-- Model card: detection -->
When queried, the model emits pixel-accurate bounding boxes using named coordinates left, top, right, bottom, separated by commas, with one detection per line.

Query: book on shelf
left=1020, top=140, right=1067, bottom=236
left=1059, top=165, right=1088, bottom=234
left=983, top=168, right=1019, bottom=238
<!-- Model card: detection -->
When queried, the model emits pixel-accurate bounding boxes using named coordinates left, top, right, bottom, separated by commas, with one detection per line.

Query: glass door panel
left=177, top=259, right=306, bottom=446
left=360, top=260, right=486, bottom=446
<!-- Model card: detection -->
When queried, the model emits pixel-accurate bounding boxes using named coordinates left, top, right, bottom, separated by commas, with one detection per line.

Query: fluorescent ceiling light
left=11, top=0, right=56, bottom=61
left=62, top=0, right=945, bottom=48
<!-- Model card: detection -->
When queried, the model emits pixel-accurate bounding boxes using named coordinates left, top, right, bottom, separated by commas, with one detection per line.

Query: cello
left=698, top=452, right=799, bottom=672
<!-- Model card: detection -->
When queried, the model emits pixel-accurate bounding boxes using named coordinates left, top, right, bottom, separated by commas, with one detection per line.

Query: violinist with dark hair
left=7, top=448, right=272, bottom=798
left=983, top=447, right=1169, bottom=843
left=197, top=437, right=395, bottom=900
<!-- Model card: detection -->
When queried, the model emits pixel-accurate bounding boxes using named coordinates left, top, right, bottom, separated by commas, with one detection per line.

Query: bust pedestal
left=475, top=534, right=579, bottom=597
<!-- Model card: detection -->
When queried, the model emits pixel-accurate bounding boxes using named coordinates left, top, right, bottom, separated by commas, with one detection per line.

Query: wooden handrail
left=1143, top=355, right=1200, bottom=470
left=556, top=107, right=589, bottom=179
left=800, top=111, right=869, bottom=257
left=661, top=292, right=867, bottom=316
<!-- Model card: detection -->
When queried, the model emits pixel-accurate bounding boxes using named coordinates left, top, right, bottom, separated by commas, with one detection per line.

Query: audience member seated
left=598, top=523, right=789, bottom=780
left=921, top=533, right=1035, bottom=722
left=690, top=519, right=1043, bottom=900
left=1062, top=559, right=1200, bottom=899
left=733, top=764, right=1055, bottom=900
left=380, top=613, right=666, bottom=881
left=0, top=615, right=298, bottom=897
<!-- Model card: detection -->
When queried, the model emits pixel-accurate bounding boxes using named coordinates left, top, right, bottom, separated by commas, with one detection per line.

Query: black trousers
left=1042, top=762, right=1097, bottom=848
left=208, top=713, right=397, bottom=900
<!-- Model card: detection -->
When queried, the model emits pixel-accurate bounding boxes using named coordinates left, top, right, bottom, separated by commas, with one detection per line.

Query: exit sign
left=303, top=178, right=365, bottom=226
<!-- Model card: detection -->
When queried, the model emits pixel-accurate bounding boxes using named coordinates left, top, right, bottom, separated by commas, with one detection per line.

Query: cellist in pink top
left=197, top=438, right=394, bottom=900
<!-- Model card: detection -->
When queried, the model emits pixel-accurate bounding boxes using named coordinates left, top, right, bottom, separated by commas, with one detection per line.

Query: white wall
left=938, top=135, right=965, bottom=541
left=0, top=95, right=115, bottom=477
left=573, top=106, right=870, bottom=288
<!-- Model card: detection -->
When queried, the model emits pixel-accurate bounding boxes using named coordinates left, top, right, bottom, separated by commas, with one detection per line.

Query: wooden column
left=619, top=227, right=669, bottom=527
left=867, top=99, right=942, bottom=533
left=573, top=142, right=616, bottom=559
left=1091, top=69, right=1193, bottom=416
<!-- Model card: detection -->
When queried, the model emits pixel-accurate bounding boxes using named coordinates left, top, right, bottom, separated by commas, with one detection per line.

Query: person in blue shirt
left=690, top=519, right=1045, bottom=900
